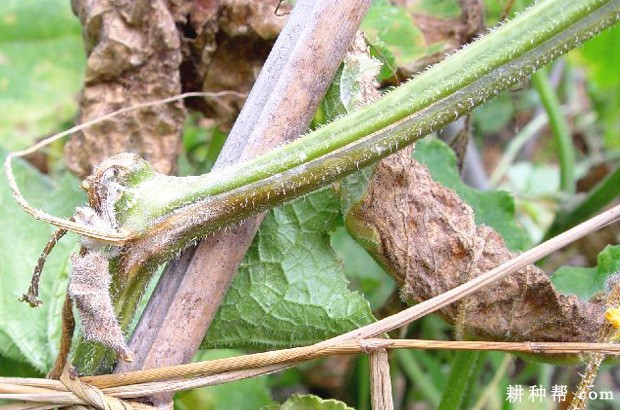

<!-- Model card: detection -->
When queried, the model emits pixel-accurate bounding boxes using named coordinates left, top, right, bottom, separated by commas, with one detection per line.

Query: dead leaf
left=347, top=147, right=604, bottom=346
left=66, top=0, right=186, bottom=178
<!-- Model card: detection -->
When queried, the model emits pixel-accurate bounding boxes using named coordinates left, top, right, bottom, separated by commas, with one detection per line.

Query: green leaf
left=263, top=394, right=354, bottom=410
left=321, top=46, right=380, bottom=217
left=321, top=66, right=347, bottom=122
left=544, top=165, right=620, bottom=240
left=203, top=188, right=375, bottom=349
left=362, top=0, right=441, bottom=81
left=552, top=245, right=620, bottom=301
left=0, top=355, right=44, bottom=377
left=571, top=24, right=620, bottom=150
left=321, top=42, right=393, bottom=311
left=472, top=92, right=515, bottom=135
left=339, top=166, right=375, bottom=217
left=0, top=0, right=85, bottom=150
left=413, top=137, right=530, bottom=251
left=320, top=43, right=381, bottom=121
left=174, top=350, right=272, bottom=410
left=0, top=152, right=84, bottom=372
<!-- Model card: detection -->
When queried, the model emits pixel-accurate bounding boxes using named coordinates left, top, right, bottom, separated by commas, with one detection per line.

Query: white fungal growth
left=74, top=207, right=121, bottom=257
left=67, top=158, right=131, bottom=359
left=69, top=251, right=133, bottom=362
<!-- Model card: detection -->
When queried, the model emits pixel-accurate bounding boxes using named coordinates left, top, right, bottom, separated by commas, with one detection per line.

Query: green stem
left=121, top=0, right=614, bottom=231
left=531, top=68, right=576, bottom=194
left=118, top=0, right=620, bottom=275
left=72, top=0, right=620, bottom=374
left=357, top=355, right=370, bottom=410
left=438, top=351, right=483, bottom=410
left=544, top=164, right=620, bottom=240
left=395, top=350, right=441, bottom=407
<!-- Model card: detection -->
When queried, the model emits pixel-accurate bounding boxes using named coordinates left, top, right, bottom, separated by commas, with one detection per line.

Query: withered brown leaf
left=66, top=0, right=186, bottom=178
left=346, top=147, right=604, bottom=346
left=173, top=0, right=288, bottom=130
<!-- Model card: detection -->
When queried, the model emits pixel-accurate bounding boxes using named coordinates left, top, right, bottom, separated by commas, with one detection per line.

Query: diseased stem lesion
left=19, top=227, right=68, bottom=307
left=47, top=294, right=75, bottom=380
left=113, top=0, right=620, bottom=280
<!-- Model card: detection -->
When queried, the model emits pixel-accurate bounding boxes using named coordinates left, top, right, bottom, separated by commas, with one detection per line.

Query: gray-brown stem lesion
left=19, top=154, right=149, bottom=368
left=19, top=227, right=68, bottom=308
left=111, top=4, right=373, bottom=406
left=69, top=248, right=133, bottom=362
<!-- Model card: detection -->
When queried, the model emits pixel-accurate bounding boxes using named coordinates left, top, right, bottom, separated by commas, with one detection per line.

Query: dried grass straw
left=3, top=91, right=244, bottom=244
left=3, top=339, right=620, bottom=407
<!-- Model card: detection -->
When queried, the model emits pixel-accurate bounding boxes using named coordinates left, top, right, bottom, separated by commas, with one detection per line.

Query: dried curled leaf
left=66, top=0, right=186, bottom=178
left=347, top=146, right=604, bottom=345
left=68, top=251, right=132, bottom=361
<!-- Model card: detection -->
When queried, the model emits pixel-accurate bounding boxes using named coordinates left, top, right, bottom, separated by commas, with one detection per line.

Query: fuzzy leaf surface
left=202, top=188, right=375, bottom=349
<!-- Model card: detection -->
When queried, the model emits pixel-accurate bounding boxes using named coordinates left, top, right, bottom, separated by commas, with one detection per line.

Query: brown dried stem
left=4, top=339, right=620, bottom=407
left=113, top=0, right=372, bottom=406
left=81, top=340, right=620, bottom=389
left=19, top=228, right=67, bottom=307
left=370, top=350, right=394, bottom=410
left=47, top=295, right=76, bottom=380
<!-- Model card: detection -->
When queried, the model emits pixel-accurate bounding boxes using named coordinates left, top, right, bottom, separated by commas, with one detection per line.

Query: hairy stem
left=69, top=0, right=620, bottom=378
left=438, top=351, right=482, bottom=410
left=119, top=0, right=615, bottom=230
left=116, top=0, right=620, bottom=277
left=78, top=0, right=372, bottom=383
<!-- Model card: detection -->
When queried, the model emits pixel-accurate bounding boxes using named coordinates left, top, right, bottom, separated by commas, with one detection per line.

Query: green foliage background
left=1, top=0, right=620, bottom=409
